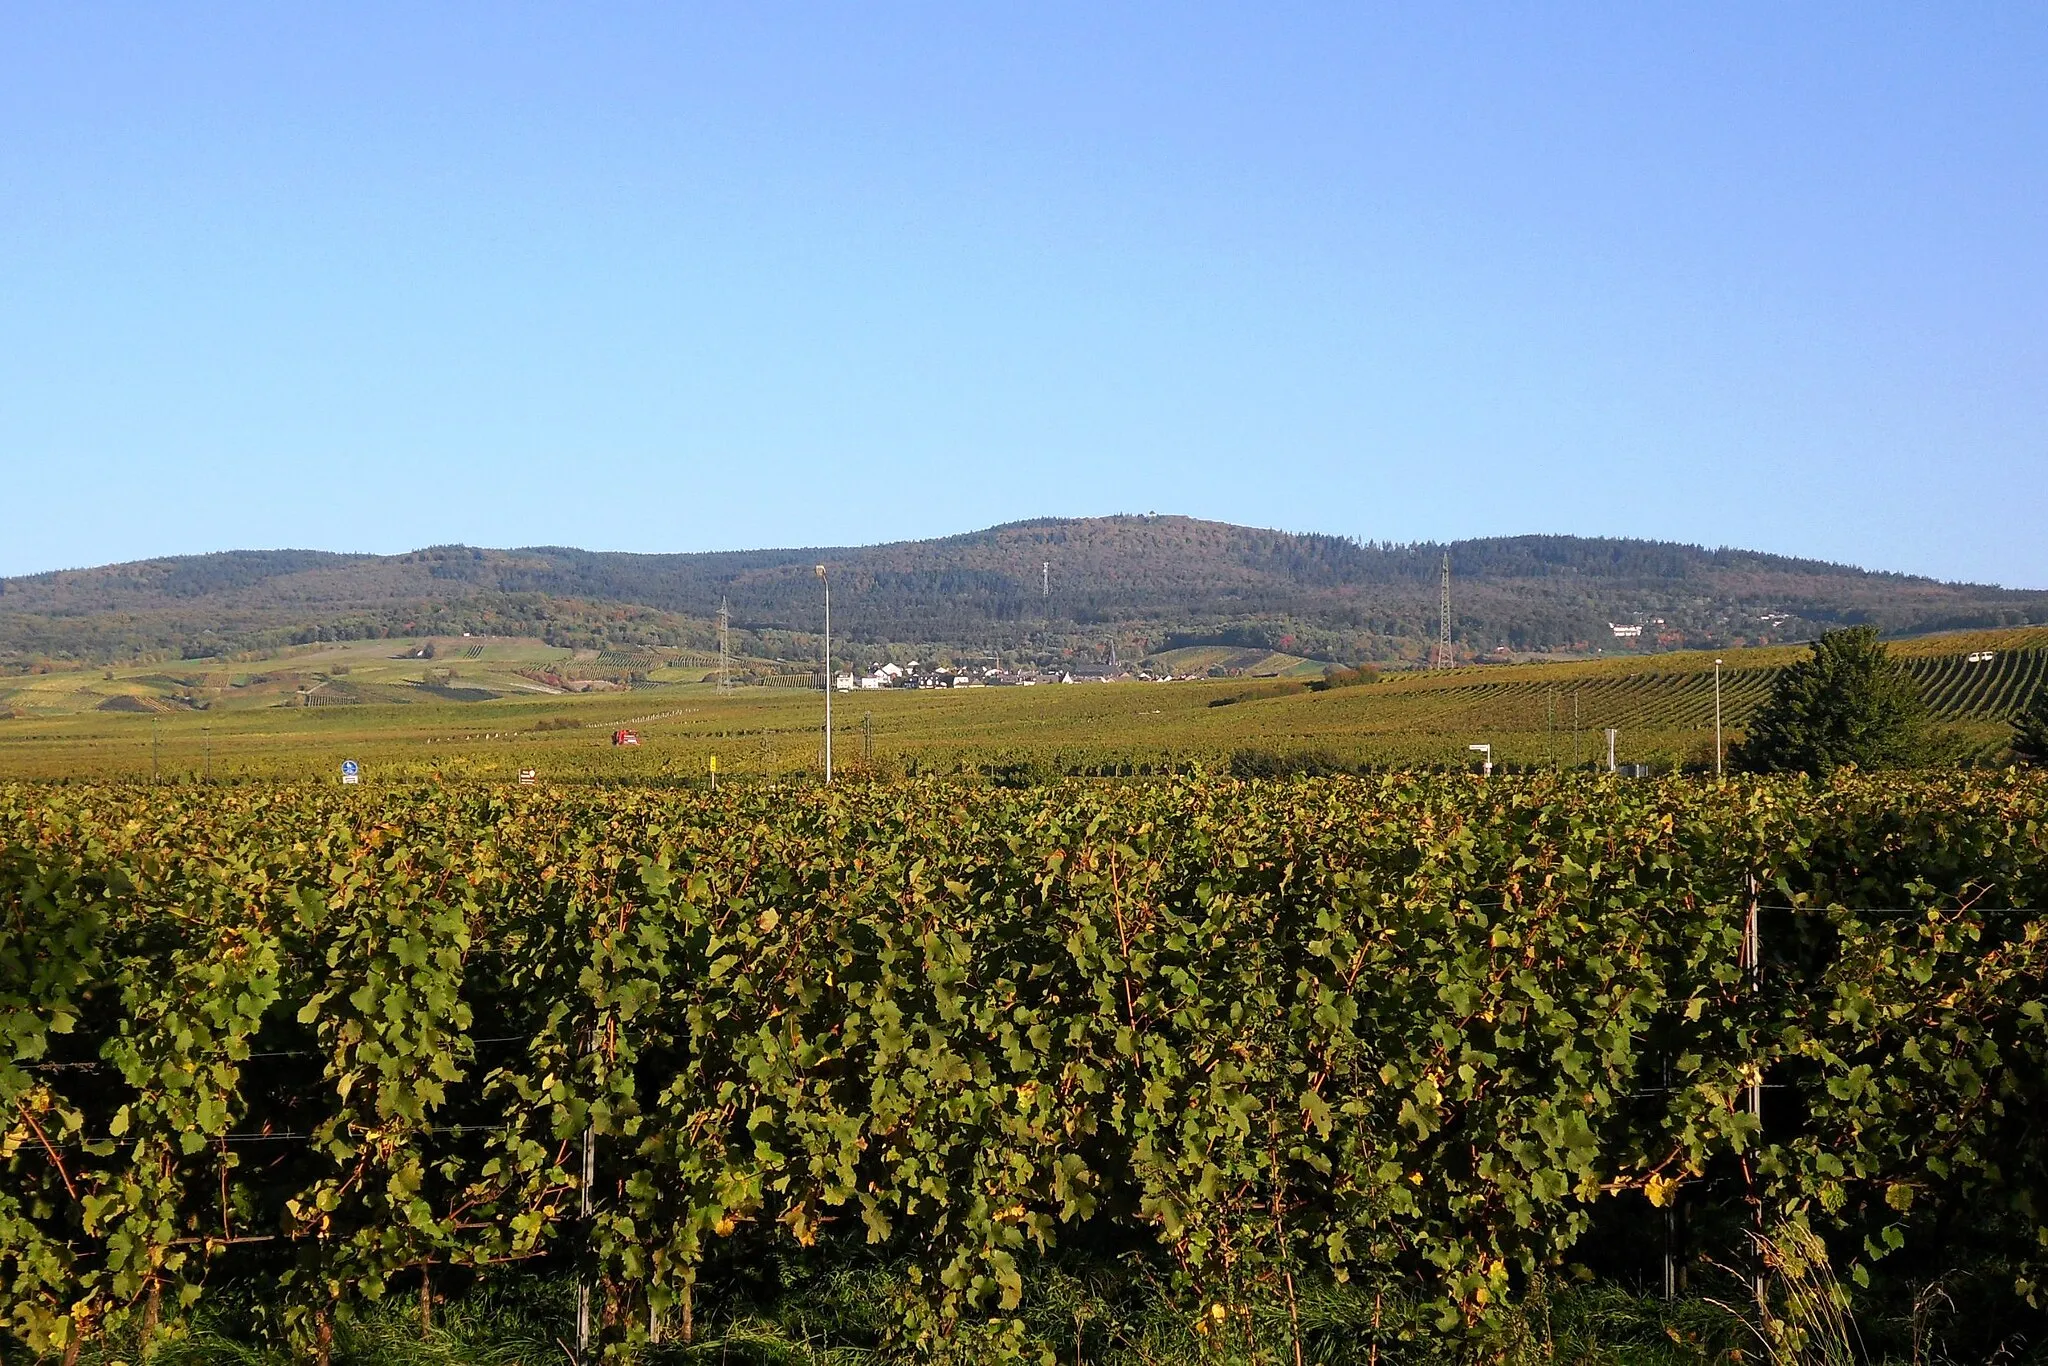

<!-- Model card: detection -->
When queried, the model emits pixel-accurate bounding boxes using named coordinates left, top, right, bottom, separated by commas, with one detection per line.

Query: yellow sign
left=709, top=755, right=718, bottom=772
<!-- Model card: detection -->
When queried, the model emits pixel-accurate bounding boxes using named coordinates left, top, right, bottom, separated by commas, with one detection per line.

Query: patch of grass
left=58, top=1267, right=1767, bottom=1366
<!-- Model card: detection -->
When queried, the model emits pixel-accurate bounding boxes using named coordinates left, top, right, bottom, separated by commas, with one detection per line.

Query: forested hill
left=4, top=516, right=2044, bottom=665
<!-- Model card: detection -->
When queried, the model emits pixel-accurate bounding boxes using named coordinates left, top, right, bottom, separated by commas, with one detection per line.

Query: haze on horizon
left=3, top=5, right=2044, bottom=587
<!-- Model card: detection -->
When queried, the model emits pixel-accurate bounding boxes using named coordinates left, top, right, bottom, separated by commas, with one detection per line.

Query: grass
left=60, top=1266, right=1752, bottom=1366
left=61, top=1242, right=2044, bottom=1365
left=2, top=627, right=2042, bottom=782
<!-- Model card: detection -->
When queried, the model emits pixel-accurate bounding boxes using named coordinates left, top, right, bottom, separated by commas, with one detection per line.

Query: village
left=833, top=659, right=1167, bottom=690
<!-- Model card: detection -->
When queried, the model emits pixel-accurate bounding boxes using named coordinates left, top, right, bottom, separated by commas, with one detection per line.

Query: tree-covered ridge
left=3, top=517, right=2043, bottom=665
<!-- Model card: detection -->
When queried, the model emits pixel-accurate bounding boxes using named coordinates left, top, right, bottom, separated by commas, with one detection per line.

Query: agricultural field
left=1, top=627, right=2044, bottom=782
left=1140, top=644, right=1329, bottom=678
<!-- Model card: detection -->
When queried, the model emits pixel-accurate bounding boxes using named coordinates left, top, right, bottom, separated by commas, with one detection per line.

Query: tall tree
left=1734, top=626, right=1926, bottom=773
left=2013, top=680, right=2048, bottom=764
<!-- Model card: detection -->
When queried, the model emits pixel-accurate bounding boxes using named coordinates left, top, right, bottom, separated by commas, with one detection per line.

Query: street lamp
left=1467, top=743, right=1492, bottom=778
left=1713, top=658, right=1723, bottom=778
left=815, top=565, right=832, bottom=785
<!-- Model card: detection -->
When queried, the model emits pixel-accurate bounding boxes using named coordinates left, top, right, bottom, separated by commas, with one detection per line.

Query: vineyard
left=1900, top=645, right=2048, bottom=720
left=3, top=630, right=2045, bottom=782
left=5, top=773, right=2047, bottom=1362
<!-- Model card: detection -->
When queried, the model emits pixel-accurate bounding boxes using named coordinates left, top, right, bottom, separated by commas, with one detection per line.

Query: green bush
left=1734, top=626, right=1927, bottom=773
left=2014, top=683, right=2048, bottom=764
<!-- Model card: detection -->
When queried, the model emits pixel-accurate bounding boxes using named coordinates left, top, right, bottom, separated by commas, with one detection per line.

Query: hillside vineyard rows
left=4, top=635, right=2045, bottom=782
left=5, top=773, right=2046, bottom=1358
left=1901, top=645, right=2048, bottom=719
left=1365, top=643, right=2046, bottom=734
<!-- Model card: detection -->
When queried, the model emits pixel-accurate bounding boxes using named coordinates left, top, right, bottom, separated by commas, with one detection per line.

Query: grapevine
left=3, top=773, right=2045, bottom=1356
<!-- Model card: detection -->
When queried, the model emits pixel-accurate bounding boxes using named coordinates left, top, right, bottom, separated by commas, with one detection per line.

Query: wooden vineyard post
left=1743, top=874, right=1765, bottom=1314
left=576, top=1123, right=595, bottom=1360
left=1664, top=1047, right=1677, bottom=1300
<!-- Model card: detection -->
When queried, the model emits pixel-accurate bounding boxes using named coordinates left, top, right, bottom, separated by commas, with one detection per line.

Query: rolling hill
left=4, top=516, right=2044, bottom=668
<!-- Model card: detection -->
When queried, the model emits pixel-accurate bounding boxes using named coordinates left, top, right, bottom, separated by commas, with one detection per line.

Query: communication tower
left=1434, top=554, right=1453, bottom=670
left=717, top=597, right=732, bottom=693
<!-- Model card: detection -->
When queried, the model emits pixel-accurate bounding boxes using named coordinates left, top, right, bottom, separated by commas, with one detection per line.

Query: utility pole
left=1605, top=727, right=1618, bottom=773
left=863, top=711, right=873, bottom=764
left=1042, top=561, right=1049, bottom=600
left=1434, top=553, right=1452, bottom=670
left=203, top=722, right=211, bottom=783
left=815, top=566, right=832, bottom=784
left=151, top=716, right=160, bottom=784
left=1714, top=658, right=1724, bottom=777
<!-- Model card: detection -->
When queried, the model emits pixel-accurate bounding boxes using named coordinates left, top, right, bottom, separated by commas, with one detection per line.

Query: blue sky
left=2, top=5, right=2044, bottom=584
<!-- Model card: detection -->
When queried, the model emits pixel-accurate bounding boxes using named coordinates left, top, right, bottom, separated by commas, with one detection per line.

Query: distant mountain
left=4, top=516, right=2044, bottom=666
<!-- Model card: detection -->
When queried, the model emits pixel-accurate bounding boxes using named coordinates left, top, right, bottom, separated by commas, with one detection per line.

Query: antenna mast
left=1434, top=553, right=1453, bottom=670
left=717, top=596, right=732, bottom=693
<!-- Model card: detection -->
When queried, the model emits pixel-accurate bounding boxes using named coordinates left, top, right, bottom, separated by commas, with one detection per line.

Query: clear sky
left=3, top=5, right=2044, bottom=585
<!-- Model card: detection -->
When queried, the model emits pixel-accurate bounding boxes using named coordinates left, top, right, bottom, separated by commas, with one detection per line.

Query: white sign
left=518, top=769, right=537, bottom=785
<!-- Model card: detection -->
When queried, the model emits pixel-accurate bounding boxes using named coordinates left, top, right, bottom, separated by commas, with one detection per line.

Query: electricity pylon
left=717, top=597, right=732, bottom=693
left=1433, top=554, right=1453, bottom=670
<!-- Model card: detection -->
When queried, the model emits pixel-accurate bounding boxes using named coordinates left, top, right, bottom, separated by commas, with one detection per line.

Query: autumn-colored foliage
left=4, top=773, right=2045, bottom=1357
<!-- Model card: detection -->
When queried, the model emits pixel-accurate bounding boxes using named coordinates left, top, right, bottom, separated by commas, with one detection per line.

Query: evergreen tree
left=1733, top=626, right=1926, bottom=773
left=2013, top=681, right=2048, bottom=764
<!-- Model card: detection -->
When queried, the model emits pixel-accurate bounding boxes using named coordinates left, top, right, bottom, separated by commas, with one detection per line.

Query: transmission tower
left=717, top=597, right=732, bottom=693
left=1433, top=554, right=1453, bottom=670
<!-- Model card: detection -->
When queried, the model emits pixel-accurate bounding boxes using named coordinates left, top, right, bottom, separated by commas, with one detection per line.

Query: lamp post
left=1713, top=658, right=1723, bottom=778
left=815, top=565, right=832, bottom=785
